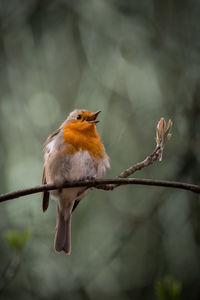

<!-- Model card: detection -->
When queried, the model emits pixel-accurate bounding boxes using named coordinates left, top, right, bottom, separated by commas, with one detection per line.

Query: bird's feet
left=79, top=176, right=96, bottom=182
left=86, top=176, right=96, bottom=182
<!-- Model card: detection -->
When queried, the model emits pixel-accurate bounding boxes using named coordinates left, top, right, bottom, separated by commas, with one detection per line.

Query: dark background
left=0, top=1, right=200, bottom=299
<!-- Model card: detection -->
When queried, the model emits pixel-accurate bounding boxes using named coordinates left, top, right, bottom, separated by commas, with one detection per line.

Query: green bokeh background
left=0, top=1, right=200, bottom=299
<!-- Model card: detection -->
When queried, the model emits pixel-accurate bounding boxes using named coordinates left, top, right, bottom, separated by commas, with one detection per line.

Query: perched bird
left=42, top=109, right=110, bottom=254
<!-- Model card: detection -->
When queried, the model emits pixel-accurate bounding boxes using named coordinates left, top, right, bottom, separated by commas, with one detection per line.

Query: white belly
left=45, top=149, right=108, bottom=203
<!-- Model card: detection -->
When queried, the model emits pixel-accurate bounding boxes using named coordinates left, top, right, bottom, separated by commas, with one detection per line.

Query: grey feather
left=54, top=206, right=71, bottom=254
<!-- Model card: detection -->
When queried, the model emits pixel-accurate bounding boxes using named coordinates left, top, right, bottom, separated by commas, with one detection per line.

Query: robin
left=42, top=109, right=110, bottom=254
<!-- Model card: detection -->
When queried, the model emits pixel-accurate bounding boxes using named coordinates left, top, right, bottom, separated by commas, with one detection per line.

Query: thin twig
left=0, top=178, right=200, bottom=203
left=98, top=145, right=162, bottom=190
left=118, top=145, right=162, bottom=178
left=98, top=117, right=172, bottom=191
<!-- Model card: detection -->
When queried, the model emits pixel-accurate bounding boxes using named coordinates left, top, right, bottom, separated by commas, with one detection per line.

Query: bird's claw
left=79, top=176, right=96, bottom=182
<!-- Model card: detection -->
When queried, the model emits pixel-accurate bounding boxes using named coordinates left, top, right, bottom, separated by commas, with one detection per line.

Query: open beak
left=86, top=111, right=101, bottom=124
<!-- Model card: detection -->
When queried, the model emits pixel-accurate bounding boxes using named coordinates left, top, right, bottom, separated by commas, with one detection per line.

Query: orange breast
left=62, top=124, right=106, bottom=160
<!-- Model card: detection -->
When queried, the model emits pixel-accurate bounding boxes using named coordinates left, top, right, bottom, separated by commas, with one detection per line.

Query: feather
left=54, top=206, right=71, bottom=254
left=42, top=168, right=49, bottom=212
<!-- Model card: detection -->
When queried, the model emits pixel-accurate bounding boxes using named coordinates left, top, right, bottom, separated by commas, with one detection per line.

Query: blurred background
left=0, top=0, right=200, bottom=299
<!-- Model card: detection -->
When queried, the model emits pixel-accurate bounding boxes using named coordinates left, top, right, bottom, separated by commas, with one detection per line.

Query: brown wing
left=42, top=167, right=49, bottom=212
left=42, top=128, right=61, bottom=212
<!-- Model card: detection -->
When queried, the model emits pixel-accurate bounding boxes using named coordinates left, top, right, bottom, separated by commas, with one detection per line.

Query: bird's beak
left=86, top=111, right=101, bottom=124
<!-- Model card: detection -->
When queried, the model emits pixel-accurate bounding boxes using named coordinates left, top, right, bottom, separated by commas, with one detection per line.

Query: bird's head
left=61, top=109, right=101, bottom=134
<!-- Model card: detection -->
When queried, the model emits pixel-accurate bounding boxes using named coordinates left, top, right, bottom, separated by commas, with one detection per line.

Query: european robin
left=42, top=109, right=110, bottom=254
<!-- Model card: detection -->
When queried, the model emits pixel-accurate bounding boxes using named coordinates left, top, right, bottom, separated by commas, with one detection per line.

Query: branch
left=98, top=144, right=163, bottom=191
left=0, top=178, right=200, bottom=203
left=1, top=117, right=198, bottom=203
left=98, top=117, right=172, bottom=191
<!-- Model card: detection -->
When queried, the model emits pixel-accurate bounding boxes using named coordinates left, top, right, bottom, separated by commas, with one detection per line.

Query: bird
left=42, top=109, right=110, bottom=254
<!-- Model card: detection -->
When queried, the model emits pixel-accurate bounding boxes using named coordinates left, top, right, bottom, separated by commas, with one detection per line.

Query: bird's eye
left=77, top=115, right=81, bottom=120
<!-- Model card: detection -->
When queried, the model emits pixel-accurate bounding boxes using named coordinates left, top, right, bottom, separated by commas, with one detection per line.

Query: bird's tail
left=54, top=206, right=71, bottom=254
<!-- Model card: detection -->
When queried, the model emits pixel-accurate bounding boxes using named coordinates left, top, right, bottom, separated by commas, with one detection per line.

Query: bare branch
left=119, top=146, right=162, bottom=178
left=98, top=144, right=163, bottom=191
left=0, top=178, right=200, bottom=203
left=98, top=118, right=172, bottom=191
left=1, top=117, right=198, bottom=204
